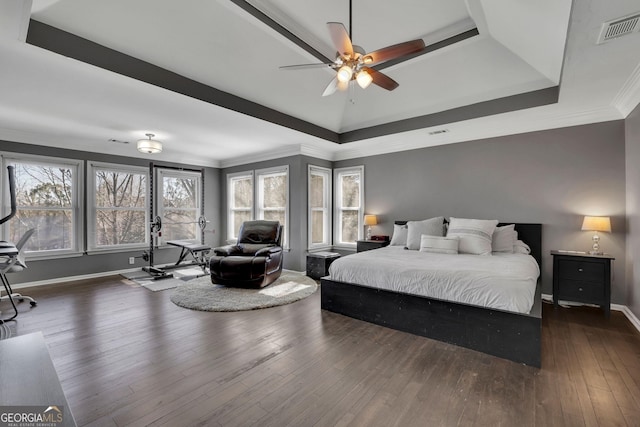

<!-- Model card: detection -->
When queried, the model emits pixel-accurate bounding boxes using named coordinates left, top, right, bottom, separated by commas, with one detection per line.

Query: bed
left=320, top=222, right=542, bottom=367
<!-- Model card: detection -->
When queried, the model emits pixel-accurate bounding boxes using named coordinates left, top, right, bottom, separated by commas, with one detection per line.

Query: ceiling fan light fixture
left=337, top=65, right=353, bottom=83
left=356, top=70, right=373, bottom=89
left=137, top=133, right=163, bottom=154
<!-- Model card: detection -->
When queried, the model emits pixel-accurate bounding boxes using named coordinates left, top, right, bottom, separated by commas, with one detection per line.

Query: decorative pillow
left=419, top=235, right=459, bottom=254
left=492, top=224, right=517, bottom=253
left=406, top=217, right=445, bottom=250
left=389, top=223, right=409, bottom=246
left=446, top=217, right=499, bottom=255
left=513, top=239, right=531, bottom=254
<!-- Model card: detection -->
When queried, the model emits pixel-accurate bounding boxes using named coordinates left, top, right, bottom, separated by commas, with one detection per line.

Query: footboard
left=320, top=278, right=542, bottom=367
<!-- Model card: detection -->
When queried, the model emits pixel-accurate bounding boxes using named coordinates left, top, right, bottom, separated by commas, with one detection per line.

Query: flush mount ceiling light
left=136, top=133, right=162, bottom=154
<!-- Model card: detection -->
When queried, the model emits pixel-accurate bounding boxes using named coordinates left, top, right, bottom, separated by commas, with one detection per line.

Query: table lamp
left=581, top=216, right=611, bottom=255
left=364, top=215, right=377, bottom=240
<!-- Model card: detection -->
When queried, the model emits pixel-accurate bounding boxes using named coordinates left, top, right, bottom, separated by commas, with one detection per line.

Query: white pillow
left=389, top=223, right=409, bottom=246
left=406, top=217, right=445, bottom=250
left=419, top=235, right=459, bottom=254
left=446, top=217, right=498, bottom=255
left=513, top=239, right=531, bottom=254
left=492, top=224, right=516, bottom=253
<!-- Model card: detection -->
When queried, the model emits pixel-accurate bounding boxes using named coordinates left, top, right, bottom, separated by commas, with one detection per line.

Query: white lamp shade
left=137, top=136, right=163, bottom=154
left=356, top=70, right=373, bottom=89
left=337, top=65, right=353, bottom=83
left=581, top=216, right=611, bottom=232
left=364, top=214, right=377, bottom=226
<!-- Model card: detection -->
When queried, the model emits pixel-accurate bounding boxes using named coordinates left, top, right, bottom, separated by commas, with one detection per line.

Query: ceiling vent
left=597, top=13, right=640, bottom=44
left=428, top=129, right=449, bottom=135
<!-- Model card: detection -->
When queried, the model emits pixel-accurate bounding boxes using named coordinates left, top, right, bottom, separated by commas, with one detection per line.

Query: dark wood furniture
left=551, top=250, right=614, bottom=317
left=321, top=222, right=543, bottom=367
left=306, top=251, right=341, bottom=280
left=356, top=240, right=390, bottom=252
left=0, top=332, right=76, bottom=426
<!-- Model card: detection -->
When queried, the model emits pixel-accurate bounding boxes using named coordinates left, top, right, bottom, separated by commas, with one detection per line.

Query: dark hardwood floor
left=2, top=275, right=640, bottom=426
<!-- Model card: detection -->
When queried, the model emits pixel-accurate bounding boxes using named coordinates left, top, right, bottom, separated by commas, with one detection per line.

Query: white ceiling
left=0, top=0, right=639, bottom=167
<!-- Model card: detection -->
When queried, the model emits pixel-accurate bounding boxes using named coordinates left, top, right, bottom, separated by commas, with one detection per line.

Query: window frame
left=227, top=170, right=254, bottom=241
left=255, top=165, right=289, bottom=248
left=308, top=165, right=332, bottom=250
left=0, top=152, right=84, bottom=259
left=333, top=165, right=365, bottom=249
left=87, top=161, right=149, bottom=252
left=156, top=168, right=203, bottom=246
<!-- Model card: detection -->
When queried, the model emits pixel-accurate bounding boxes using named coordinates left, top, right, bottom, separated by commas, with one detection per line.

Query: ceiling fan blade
left=322, top=76, right=350, bottom=96
left=327, top=22, right=354, bottom=58
left=280, top=63, right=335, bottom=70
left=366, top=67, right=399, bottom=91
left=364, top=39, right=426, bottom=65
left=322, top=77, right=339, bottom=97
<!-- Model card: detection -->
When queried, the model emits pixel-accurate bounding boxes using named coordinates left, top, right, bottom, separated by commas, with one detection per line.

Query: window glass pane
left=341, top=174, right=360, bottom=208
left=263, top=210, right=285, bottom=224
left=163, top=209, right=197, bottom=241
left=13, top=209, right=73, bottom=251
left=95, top=210, right=146, bottom=246
left=95, top=171, right=146, bottom=208
left=261, top=174, right=286, bottom=208
left=233, top=210, right=252, bottom=237
left=341, top=210, right=359, bottom=243
left=163, top=176, right=197, bottom=208
left=232, top=177, right=253, bottom=208
left=14, top=163, right=73, bottom=208
left=310, top=174, right=324, bottom=208
left=311, top=210, right=324, bottom=244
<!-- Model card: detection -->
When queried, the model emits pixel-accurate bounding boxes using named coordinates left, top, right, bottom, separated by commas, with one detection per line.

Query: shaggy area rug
left=170, top=271, right=318, bottom=312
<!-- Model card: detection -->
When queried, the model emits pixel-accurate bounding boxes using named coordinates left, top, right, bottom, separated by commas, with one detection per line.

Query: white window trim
left=156, top=168, right=203, bottom=246
left=333, top=165, right=364, bottom=249
left=227, top=170, right=254, bottom=241
left=87, top=161, right=149, bottom=252
left=1, top=152, right=84, bottom=259
left=255, top=165, right=289, bottom=249
left=308, top=165, right=332, bottom=251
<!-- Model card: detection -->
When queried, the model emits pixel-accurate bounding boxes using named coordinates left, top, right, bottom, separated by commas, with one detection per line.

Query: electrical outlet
left=129, top=257, right=135, bottom=265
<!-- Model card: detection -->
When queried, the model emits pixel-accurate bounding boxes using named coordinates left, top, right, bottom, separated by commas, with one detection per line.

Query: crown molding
left=612, top=60, right=640, bottom=117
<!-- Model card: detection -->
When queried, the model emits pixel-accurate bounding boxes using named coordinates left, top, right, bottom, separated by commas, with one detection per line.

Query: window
left=157, top=169, right=202, bottom=244
left=1, top=153, right=82, bottom=256
left=227, top=166, right=289, bottom=246
left=227, top=171, right=254, bottom=240
left=334, top=166, right=364, bottom=247
left=88, top=162, right=148, bottom=250
left=308, top=165, right=331, bottom=249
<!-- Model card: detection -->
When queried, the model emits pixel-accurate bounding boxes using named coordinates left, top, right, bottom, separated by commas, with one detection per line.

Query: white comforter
left=328, top=246, right=540, bottom=314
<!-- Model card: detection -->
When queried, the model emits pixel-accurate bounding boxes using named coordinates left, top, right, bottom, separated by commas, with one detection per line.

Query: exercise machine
left=141, top=163, right=210, bottom=279
left=0, top=166, right=37, bottom=323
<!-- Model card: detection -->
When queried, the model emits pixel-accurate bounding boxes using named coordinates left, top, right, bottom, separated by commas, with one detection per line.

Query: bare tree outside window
left=230, top=175, right=253, bottom=239
left=335, top=167, right=364, bottom=246
left=161, top=174, right=200, bottom=241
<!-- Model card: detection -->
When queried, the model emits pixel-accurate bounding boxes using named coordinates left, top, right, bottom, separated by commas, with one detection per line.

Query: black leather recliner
left=209, top=220, right=283, bottom=288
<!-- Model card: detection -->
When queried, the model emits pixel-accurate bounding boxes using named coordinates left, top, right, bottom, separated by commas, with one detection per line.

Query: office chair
left=0, top=228, right=37, bottom=323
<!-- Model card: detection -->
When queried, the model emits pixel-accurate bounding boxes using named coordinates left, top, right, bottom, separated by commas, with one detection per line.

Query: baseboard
left=542, top=293, right=640, bottom=334
left=9, top=267, right=143, bottom=290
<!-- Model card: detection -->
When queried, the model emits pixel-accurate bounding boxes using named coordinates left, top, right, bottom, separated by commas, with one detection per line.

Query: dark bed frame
left=321, top=222, right=542, bottom=367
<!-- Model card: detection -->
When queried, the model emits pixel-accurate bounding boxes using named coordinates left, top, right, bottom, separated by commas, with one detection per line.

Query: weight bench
left=167, top=240, right=211, bottom=272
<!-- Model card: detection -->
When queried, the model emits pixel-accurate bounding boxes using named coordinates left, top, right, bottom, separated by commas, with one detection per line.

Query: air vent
left=108, top=138, right=130, bottom=144
left=597, top=13, right=640, bottom=44
left=428, top=129, right=449, bottom=135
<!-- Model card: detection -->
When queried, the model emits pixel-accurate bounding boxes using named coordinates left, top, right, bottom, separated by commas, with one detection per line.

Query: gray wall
left=335, top=121, right=627, bottom=301
left=0, top=140, right=221, bottom=284
left=626, top=103, right=640, bottom=319
left=220, top=155, right=332, bottom=272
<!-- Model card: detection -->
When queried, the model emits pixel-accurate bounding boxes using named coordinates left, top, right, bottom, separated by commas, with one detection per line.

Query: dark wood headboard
left=394, top=220, right=542, bottom=269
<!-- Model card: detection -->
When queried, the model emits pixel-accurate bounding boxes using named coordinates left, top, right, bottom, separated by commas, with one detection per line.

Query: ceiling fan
left=280, top=1, right=426, bottom=96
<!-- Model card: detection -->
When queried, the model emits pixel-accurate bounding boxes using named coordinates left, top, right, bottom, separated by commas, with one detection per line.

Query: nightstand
left=551, top=250, right=615, bottom=317
left=306, top=252, right=340, bottom=280
left=356, top=240, right=390, bottom=253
